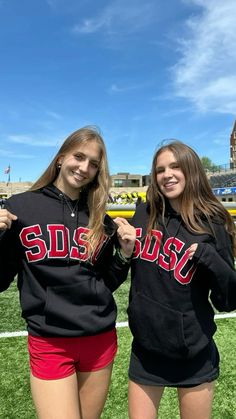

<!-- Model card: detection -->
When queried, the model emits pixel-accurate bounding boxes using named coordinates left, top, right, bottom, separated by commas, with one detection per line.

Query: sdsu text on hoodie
left=128, top=203, right=236, bottom=360
left=0, top=185, right=130, bottom=337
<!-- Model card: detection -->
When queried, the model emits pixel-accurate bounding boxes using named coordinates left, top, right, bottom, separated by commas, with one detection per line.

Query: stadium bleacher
left=208, top=172, right=236, bottom=188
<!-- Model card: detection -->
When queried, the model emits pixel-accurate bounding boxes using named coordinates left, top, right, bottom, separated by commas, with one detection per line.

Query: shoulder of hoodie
left=202, top=215, right=232, bottom=250
left=202, top=214, right=227, bottom=231
left=132, top=202, right=148, bottom=225
left=5, top=189, right=42, bottom=209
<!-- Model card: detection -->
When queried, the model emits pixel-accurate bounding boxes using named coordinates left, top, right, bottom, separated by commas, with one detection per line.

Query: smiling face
left=54, top=140, right=101, bottom=199
left=155, top=149, right=186, bottom=211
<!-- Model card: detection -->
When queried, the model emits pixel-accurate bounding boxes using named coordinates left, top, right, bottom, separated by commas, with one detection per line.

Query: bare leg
left=77, top=361, right=113, bottom=419
left=30, top=372, right=81, bottom=419
left=178, top=382, right=215, bottom=419
left=128, top=379, right=165, bottom=419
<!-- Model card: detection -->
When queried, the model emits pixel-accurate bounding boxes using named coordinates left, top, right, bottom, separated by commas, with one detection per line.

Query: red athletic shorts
left=28, top=329, right=117, bottom=380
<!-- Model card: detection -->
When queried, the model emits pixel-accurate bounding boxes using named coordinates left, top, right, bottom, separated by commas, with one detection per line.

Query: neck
left=53, top=181, right=81, bottom=200
left=168, top=199, right=181, bottom=213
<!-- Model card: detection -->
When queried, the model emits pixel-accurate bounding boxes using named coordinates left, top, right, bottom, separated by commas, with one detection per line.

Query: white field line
left=0, top=313, right=236, bottom=339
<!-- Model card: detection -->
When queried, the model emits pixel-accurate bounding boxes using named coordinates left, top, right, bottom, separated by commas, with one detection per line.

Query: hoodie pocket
left=127, top=292, right=189, bottom=359
left=44, top=278, right=116, bottom=333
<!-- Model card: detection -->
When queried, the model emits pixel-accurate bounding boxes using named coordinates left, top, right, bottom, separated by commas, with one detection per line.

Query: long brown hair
left=30, top=126, right=110, bottom=254
left=147, top=140, right=236, bottom=256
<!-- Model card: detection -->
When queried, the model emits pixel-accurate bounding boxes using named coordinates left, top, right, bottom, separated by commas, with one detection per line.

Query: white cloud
left=72, top=0, right=158, bottom=35
left=172, top=0, right=236, bottom=114
left=45, top=111, right=61, bottom=120
left=0, top=148, right=34, bottom=159
left=8, top=135, right=56, bottom=147
left=108, top=82, right=149, bottom=94
left=46, top=0, right=61, bottom=8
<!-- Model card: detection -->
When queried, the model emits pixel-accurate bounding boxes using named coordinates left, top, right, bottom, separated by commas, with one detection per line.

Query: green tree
left=200, top=156, right=219, bottom=172
left=201, top=156, right=213, bottom=170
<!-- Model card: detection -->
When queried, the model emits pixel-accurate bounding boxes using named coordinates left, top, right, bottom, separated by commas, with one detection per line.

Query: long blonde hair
left=147, top=141, right=236, bottom=256
left=30, top=126, right=110, bottom=254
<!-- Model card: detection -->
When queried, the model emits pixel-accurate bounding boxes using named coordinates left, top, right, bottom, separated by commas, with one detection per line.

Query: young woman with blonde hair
left=0, top=126, right=135, bottom=419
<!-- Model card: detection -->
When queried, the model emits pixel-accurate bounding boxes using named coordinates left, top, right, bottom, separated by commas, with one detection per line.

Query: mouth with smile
left=163, top=181, right=177, bottom=189
left=72, top=171, right=87, bottom=182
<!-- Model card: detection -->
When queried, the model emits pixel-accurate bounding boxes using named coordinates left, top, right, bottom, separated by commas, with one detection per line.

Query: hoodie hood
left=42, top=183, right=117, bottom=238
left=42, top=183, right=88, bottom=214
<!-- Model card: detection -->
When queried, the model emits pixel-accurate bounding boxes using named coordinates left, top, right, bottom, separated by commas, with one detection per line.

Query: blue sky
left=0, top=0, right=235, bottom=182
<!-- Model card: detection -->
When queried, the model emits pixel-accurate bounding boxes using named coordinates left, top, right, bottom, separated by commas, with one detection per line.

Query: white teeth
left=165, top=182, right=176, bottom=187
left=73, top=172, right=84, bottom=180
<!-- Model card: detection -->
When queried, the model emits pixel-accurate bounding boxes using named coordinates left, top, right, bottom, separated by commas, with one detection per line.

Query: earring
left=57, top=164, right=61, bottom=169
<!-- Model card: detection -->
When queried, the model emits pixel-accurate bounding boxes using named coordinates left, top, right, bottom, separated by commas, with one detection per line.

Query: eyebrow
left=156, top=161, right=178, bottom=167
left=75, top=151, right=100, bottom=165
left=155, top=161, right=179, bottom=171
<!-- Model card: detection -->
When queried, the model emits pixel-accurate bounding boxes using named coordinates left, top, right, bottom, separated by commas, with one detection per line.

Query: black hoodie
left=0, top=185, right=130, bottom=337
left=128, top=202, right=236, bottom=360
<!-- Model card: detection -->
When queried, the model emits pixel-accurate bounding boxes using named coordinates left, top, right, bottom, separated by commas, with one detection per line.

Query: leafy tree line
left=200, top=156, right=222, bottom=172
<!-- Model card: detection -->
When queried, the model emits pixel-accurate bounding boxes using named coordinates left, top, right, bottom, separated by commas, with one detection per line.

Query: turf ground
left=0, top=279, right=236, bottom=418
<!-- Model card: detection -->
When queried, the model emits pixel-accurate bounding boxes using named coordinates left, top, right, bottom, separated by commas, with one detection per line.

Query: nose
left=80, top=158, right=90, bottom=173
left=163, top=167, right=173, bottom=177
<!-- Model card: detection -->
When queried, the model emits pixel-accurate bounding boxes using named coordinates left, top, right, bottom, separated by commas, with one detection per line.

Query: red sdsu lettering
left=158, top=237, right=184, bottom=270
left=141, top=230, right=163, bottom=261
left=20, top=225, right=47, bottom=262
left=174, top=250, right=197, bottom=285
left=19, top=224, right=107, bottom=263
left=90, top=234, right=108, bottom=264
left=133, top=228, right=142, bottom=258
left=70, top=227, right=90, bottom=261
left=134, top=228, right=196, bottom=285
left=47, top=225, right=68, bottom=258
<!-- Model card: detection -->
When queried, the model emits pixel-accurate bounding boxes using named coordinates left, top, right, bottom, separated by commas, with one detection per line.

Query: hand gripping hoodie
left=0, top=185, right=130, bottom=337
left=128, top=202, right=236, bottom=360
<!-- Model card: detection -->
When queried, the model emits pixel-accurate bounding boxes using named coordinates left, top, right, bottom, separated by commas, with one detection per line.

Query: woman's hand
left=113, top=217, right=136, bottom=258
left=0, top=209, right=17, bottom=230
left=187, top=243, right=198, bottom=260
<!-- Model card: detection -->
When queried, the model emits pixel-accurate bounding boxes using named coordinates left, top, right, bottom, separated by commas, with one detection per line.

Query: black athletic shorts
left=128, top=339, right=219, bottom=387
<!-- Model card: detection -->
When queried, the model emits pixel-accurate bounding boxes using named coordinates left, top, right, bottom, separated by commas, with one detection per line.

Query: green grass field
left=0, top=278, right=236, bottom=418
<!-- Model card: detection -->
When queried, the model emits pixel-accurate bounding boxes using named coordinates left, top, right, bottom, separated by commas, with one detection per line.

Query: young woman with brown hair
left=128, top=140, right=236, bottom=419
